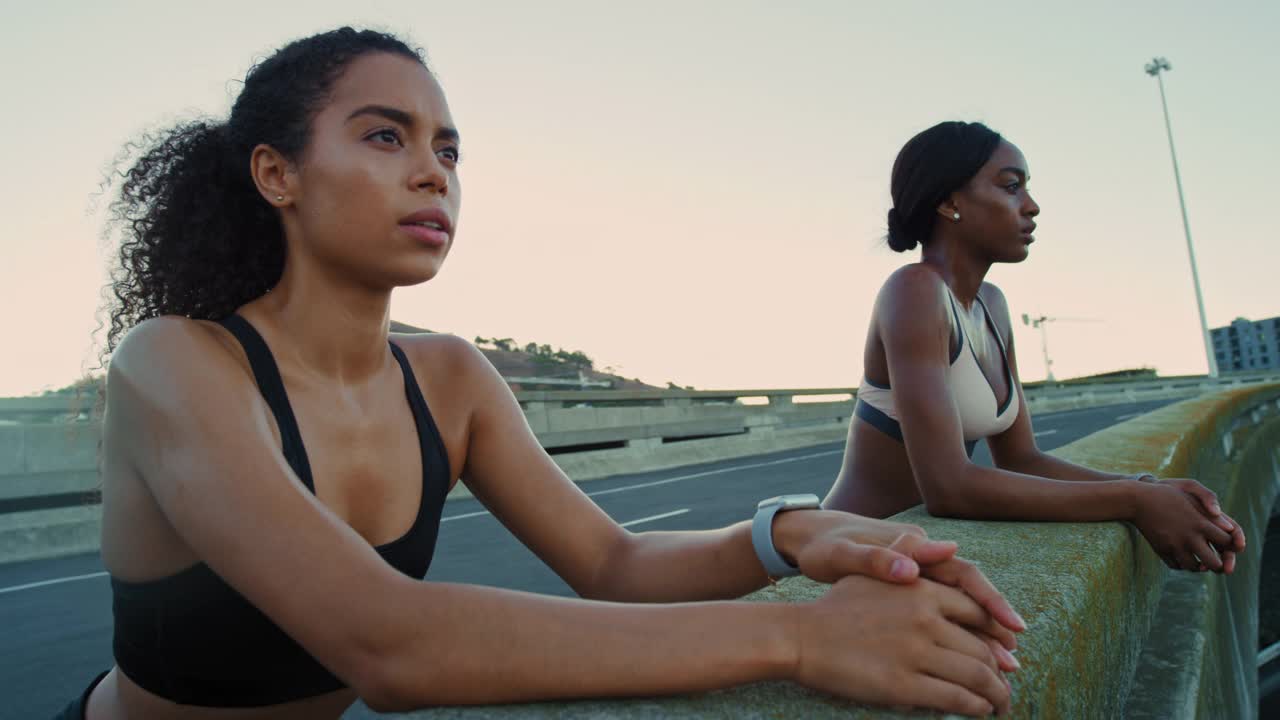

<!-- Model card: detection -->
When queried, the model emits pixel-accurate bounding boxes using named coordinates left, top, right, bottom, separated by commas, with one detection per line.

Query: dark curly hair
left=99, top=27, right=425, bottom=360
left=886, top=121, right=1003, bottom=253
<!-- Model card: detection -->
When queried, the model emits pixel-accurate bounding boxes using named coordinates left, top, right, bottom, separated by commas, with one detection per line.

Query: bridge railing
left=1, top=371, right=1278, bottom=564
left=6, top=370, right=1277, bottom=427
left=517, top=372, right=1280, bottom=448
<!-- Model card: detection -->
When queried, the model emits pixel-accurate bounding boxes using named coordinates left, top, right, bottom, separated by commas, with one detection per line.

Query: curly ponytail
left=99, top=27, right=425, bottom=359
left=104, top=120, right=283, bottom=353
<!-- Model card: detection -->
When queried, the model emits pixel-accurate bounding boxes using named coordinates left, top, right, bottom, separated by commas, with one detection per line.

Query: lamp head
left=1145, top=57, right=1172, bottom=76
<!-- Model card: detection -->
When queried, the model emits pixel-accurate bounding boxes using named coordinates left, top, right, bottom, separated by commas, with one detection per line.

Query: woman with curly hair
left=67, top=28, right=1025, bottom=719
left=822, top=121, right=1246, bottom=575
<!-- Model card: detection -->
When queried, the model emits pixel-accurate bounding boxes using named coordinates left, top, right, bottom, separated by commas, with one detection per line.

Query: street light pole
left=1145, top=57, right=1218, bottom=377
left=1021, top=314, right=1056, bottom=382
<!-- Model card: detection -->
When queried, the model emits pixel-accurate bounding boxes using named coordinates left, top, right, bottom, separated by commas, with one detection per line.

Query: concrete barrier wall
left=1, top=373, right=1277, bottom=565
left=0, top=422, right=99, bottom=479
left=372, top=384, right=1280, bottom=719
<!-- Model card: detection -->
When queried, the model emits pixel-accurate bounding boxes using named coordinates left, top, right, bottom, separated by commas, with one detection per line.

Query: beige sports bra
left=856, top=286, right=1019, bottom=456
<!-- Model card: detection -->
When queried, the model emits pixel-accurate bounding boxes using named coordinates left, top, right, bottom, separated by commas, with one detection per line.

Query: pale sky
left=1, top=1, right=1277, bottom=396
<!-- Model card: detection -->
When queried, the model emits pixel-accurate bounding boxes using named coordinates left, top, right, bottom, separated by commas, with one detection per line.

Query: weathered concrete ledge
left=371, top=384, right=1280, bottom=719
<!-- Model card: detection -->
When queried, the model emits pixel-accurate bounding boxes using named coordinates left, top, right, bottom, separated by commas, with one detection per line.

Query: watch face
left=758, top=494, right=821, bottom=510
left=757, top=495, right=785, bottom=510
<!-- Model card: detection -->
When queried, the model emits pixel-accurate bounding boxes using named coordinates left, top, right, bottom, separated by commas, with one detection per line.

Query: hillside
left=390, top=321, right=658, bottom=390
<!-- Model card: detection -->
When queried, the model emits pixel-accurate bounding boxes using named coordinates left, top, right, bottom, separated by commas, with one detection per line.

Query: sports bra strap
left=217, top=315, right=316, bottom=492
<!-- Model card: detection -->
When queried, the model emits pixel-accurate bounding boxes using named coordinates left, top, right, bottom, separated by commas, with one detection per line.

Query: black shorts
left=53, top=671, right=109, bottom=720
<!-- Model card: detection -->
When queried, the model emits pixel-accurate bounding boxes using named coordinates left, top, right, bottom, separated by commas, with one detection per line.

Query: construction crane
left=1020, top=314, right=1101, bottom=382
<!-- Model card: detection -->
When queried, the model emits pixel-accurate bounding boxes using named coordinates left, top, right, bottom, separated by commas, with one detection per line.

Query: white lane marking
left=586, top=449, right=843, bottom=500
left=5, top=449, right=842, bottom=594
left=1033, top=429, right=1059, bottom=437
left=1116, top=412, right=1143, bottom=421
left=620, top=508, right=690, bottom=528
left=0, top=571, right=108, bottom=596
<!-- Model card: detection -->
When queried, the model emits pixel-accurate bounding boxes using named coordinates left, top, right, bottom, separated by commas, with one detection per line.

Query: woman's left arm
left=428, top=337, right=1020, bottom=632
left=981, top=288, right=1244, bottom=567
left=985, top=288, right=1175, bottom=483
left=430, top=337, right=892, bottom=602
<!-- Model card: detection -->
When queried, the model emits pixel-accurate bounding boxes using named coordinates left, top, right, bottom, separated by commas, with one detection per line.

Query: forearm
left=376, top=578, right=794, bottom=710
left=588, top=522, right=771, bottom=603
left=999, top=450, right=1133, bottom=483
left=588, top=510, right=928, bottom=603
left=924, top=464, right=1142, bottom=522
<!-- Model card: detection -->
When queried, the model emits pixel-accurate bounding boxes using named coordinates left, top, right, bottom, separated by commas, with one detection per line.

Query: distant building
left=1211, top=316, right=1280, bottom=372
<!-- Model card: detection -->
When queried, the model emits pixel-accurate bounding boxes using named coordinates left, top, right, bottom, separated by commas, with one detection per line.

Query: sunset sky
left=2, top=1, right=1277, bottom=396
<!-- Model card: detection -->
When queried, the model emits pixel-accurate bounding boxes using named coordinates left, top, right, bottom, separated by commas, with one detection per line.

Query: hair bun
left=886, top=208, right=917, bottom=252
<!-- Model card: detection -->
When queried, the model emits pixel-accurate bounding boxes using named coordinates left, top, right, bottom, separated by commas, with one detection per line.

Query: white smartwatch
left=751, top=493, right=821, bottom=580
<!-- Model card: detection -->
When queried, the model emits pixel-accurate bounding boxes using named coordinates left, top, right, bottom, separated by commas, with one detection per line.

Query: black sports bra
left=111, top=315, right=450, bottom=706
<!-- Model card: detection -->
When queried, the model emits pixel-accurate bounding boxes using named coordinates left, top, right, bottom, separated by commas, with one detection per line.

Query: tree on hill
left=474, top=337, right=517, bottom=353
left=553, top=349, right=594, bottom=371
left=473, top=336, right=600, bottom=376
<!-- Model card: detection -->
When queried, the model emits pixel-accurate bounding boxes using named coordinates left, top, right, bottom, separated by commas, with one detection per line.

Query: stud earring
left=275, top=195, right=284, bottom=202
left=952, top=212, right=960, bottom=221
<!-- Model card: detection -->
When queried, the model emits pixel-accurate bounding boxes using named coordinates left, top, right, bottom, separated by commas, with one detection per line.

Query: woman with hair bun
left=823, top=121, right=1246, bottom=578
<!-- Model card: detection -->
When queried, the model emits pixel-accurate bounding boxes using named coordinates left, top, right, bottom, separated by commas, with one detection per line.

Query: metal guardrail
left=3, top=377, right=1280, bottom=574
left=6, top=372, right=1279, bottom=421
left=4, top=373, right=1275, bottom=483
left=504, top=376, right=612, bottom=388
left=519, top=373, right=1280, bottom=408
left=516, top=387, right=855, bottom=404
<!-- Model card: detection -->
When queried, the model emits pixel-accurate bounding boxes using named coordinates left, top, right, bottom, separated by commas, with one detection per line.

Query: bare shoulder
left=386, top=332, right=507, bottom=429
left=387, top=333, right=513, bottom=473
left=388, top=331, right=496, bottom=383
left=103, top=315, right=272, bottom=476
left=880, top=263, right=947, bottom=297
left=875, top=264, right=950, bottom=328
left=978, top=282, right=1010, bottom=314
left=880, top=263, right=952, bottom=304
left=100, top=316, right=272, bottom=576
left=111, top=315, right=219, bottom=364
left=108, top=316, right=249, bottom=400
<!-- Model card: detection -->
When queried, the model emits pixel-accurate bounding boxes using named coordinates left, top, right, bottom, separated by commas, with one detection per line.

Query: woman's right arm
left=106, top=318, right=1008, bottom=716
left=878, top=269, right=1230, bottom=572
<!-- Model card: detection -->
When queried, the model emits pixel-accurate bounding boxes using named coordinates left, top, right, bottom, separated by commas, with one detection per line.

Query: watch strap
left=752, top=503, right=801, bottom=579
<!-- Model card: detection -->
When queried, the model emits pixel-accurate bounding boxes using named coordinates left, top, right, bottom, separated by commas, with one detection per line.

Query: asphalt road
left=0, top=398, right=1179, bottom=719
